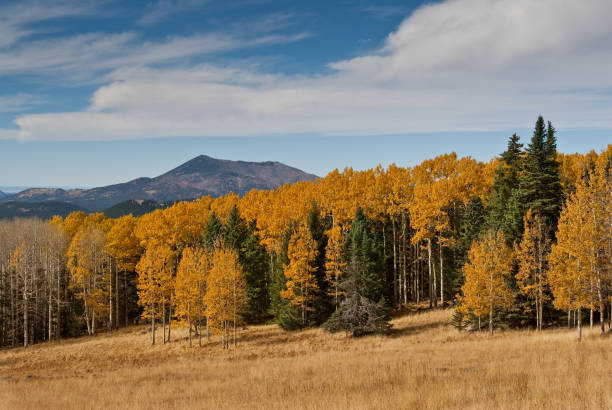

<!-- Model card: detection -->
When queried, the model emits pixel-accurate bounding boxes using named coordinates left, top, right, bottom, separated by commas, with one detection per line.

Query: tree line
left=0, top=117, right=610, bottom=348
left=457, top=119, right=611, bottom=340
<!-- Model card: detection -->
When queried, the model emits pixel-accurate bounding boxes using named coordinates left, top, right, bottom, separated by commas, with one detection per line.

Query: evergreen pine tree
left=344, top=208, right=386, bottom=303
left=487, top=134, right=525, bottom=244
left=306, top=202, right=333, bottom=325
left=454, top=196, right=487, bottom=293
left=222, top=206, right=247, bottom=250
left=521, top=116, right=562, bottom=230
left=203, top=213, right=222, bottom=250
left=240, top=231, right=270, bottom=323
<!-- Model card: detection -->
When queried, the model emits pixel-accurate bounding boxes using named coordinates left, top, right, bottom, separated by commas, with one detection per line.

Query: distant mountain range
left=0, top=190, right=6, bottom=199
left=103, top=199, right=168, bottom=218
left=0, top=199, right=170, bottom=220
left=0, top=155, right=317, bottom=218
left=0, top=201, right=89, bottom=220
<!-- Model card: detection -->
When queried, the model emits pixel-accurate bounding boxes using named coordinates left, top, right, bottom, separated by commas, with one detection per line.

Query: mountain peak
left=1, top=155, right=317, bottom=213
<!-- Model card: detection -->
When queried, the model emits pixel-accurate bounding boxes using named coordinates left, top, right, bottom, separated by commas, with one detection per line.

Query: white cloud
left=12, top=0, right=612, bottom=141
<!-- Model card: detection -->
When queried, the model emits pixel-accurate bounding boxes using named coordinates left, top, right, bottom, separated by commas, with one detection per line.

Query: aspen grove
left=1, top=118, right=611, bottom=348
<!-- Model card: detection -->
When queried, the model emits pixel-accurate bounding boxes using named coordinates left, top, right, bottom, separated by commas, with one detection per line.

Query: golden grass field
left=1, top=307, right=611, bottom=410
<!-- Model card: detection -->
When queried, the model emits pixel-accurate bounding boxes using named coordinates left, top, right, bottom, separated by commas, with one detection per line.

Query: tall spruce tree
left=222, top=206, right=247, bottom=250
left=456, top=197, right=486, bottom=270
left=487, top=134, right=525, bottom=244
left=203, top=213, right=222, bottom=250
left=240, top=230, right=270, bottom=322
left=343, top=208, right=386, bottom=303
left=520, top=116, right=562, bottom=230
left=306, top=202, right=333, bottom=325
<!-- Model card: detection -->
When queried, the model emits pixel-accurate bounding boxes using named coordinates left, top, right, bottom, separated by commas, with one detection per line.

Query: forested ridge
left=1, top=117, right=611, bottom=348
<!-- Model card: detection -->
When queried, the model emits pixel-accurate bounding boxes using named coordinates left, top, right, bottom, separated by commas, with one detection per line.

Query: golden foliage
left=324, top=224, right=346, bottom=307
left=203, top=247, right=247, bottom=335
left=458, top=230, right=514, bottom=330
left=516, top=210, right=550, bottom=329
left=281, top=224, right=319, bottom=324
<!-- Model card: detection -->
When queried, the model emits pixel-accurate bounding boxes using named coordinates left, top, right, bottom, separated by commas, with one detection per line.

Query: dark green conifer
left=520, top=116, right=562, bottom=230
left=487, top=134, right=525, bottom=244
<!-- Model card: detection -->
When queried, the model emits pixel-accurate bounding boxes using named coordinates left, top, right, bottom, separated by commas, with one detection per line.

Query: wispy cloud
left=138, top=0, right=208, bottom=25
left=0, top=0, right=108, bottom=48
left=0, top=30, right=309, bottom=84
left=0, top=94, right=44, bottom=112
left=361, top=5, right=412, bottom=20
left=11, top=0, right=612, bottom=141
left=0, top=2, right=307, bottom=84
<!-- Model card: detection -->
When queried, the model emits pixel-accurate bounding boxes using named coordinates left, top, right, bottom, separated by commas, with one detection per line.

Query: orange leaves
left=66, top=222, right=110, bottom=331
left=549, top=151, right=611, bottom=313
left=210, top=192, right=240, bottom=222
left=136, top=243, right=175, bottom=319
left=203, top=247, right=247, bottom=334
left=515, top=210, right=550, bottom=329
left=459, top=230, right=514, bottom=320
left=325, top=224, right=346, bottom=306
left=238, top=181, right=319, bottom=251
left=282, top=224, right=319, bottom=323
left=165, top=201, right=211, bottom=250
left=62, top=211, right=86, bottom=238
left=106, top=215, right=142, bottom=273
left=174, top=247, right=208, bottom=326
left=231, top=152, right=493, bottom=258
left=516, top=210, right=549, bottom=300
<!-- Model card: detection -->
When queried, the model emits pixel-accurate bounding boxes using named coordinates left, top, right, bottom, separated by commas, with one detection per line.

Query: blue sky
left=0, top=0, right=611, bottom=188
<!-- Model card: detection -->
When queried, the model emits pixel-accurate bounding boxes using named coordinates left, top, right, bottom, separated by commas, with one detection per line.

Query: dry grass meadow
left=1, top=306, right=611, bottom=410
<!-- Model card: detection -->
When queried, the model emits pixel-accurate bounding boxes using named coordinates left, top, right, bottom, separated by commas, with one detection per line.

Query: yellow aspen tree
left=324, top=225, right=346, bottom=309
left=603, top=149, right=612, bottom=330
left=62, top=211, right=87, bottom=239
left=204, top=247, right=247, bottom=349
left=135, top=210, right=178, bottom=343
left=549, top=180, right=594, bottom=341
left=516, top=209, right=550, bottom=331
left=411, top=154, right=493, bottom=308
left=136, top=244, right=174, bottom=345
left=105, top=215, right=142, bottom=329
left=590, top=150, right=611, bottom=333
left=384, top=164, right=411, bottom=305
left=210, top=192, right=240, bottom=222
left=174, top=247, right=208, bottom=347
left=67, top=224, right=109, bottom=336
left=281, top=224, right=319, bottom=326
left=459, top=230, right=514, bottom=335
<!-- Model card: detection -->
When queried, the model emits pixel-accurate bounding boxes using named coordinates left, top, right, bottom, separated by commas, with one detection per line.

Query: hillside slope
left=0, top=201, right=89, bottom=220
left=1, top=308, right=610, bottom=409
left=1, top=155, right=318, bottom=211
left=103, top=199, right=166, bottom=218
